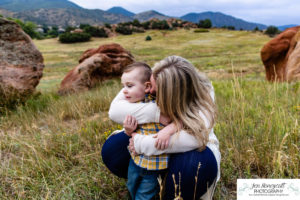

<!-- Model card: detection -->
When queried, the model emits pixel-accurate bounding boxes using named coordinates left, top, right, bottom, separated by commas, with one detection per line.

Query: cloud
left=69, top=0, right=299, bottom=25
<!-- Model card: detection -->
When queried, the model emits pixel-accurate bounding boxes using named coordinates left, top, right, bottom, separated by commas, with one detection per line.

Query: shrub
left=151, top=20, right=170, bottom=30
left=253, top=27, right=259, bottom=31
left=142, top=21, right=151, bottom=29
left=83, top=26, right=108, bottom=37
left=59, top=32, right=91, bottom=43
left=145, top=35, right=152, bottom=41
left=79, top=24, right=91, bottom=30
left=132, top=19, right=142, bottom=27
left=194, top=28, right=209, bottom=33
left=104, top=23, right=111, bottom=29
left=47, top=26, right=59, bottom=38
left=265, top=26, right=280, bottom=37
left=198, top=19, right=212, bottom=28
left=65, top=26, right=76, bottom=33
left=115, top=25, right=132, bottom=35
left=227, top=26, right=235, bottom=30
left=172, top=21, right=180, bottom=28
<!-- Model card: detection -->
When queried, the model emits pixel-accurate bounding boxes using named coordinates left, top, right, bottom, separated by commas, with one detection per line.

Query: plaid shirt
left=130, top=94, right=169, bottom=170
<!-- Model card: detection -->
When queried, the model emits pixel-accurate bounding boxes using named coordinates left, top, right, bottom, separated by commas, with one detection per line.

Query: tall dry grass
left=0, top=29, right=299, bottom=199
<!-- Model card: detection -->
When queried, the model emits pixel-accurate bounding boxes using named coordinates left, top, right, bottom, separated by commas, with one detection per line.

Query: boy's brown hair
left=123, top=62, right=152, bottom=83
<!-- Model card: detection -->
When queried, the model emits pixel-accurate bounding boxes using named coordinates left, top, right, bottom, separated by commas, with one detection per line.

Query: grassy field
left=0, top=28, right=299, bottom=199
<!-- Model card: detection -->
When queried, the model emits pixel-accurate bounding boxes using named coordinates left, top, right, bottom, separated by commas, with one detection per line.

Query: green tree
left=253, top=26, right=260, bottom=32
left=47, top=26, right=59, bottom=37
left=227, top=26, right=235, bottom=30
left=42, top=24, right=49, bottom=33
left=265, top=26, right=280, bottom=37
left=142, top=21, right=150, bottom=29
left=65, top=26, right=76, bottom=33
left=83, top=26, right=107, bottom=37
left=104, top=23, right=111, bottom=29
left=198, top=19, right=212, bottom=28
left=151, top=20, right=170, bottom=30
left=132, top=19, right=142, bottom=27
left=79, top=24, right=91, bottom=30
left=13, top=19, right=40, bottom=39
left=115, top=25, right=132, bottom=35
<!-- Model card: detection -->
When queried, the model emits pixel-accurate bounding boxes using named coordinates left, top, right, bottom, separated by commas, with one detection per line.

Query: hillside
left=13, top=8, right=132, bottom=27
left=277, top=24, right=299, bottom=31
left=107, top=6, right=135, bottom=17
left=134, top=10, right=170, bottom=22
left=0, top=0, right=81, bottom=12
left=0, top=2, right=270, bottom=30
left=181, top=11, right=267, bottom=30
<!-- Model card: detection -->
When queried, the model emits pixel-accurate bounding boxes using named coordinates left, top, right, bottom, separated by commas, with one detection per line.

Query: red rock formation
left=261, top=26, right=300, bottom=81
left=286, top=31, right=300, bottom=81
left=0, top=18, right=44, bottom=105
left=58, top=43, right=134, bottom=95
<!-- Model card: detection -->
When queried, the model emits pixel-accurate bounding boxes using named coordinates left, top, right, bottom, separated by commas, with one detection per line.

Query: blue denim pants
left=127, top=159, right=162, bottom=200
left=101, top=131, right=218, bottom=199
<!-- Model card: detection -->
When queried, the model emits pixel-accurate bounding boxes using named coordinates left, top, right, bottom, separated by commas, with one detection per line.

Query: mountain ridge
left=0, top=0, right=81, bottom=12
left=180, top=11, right=267, bottom=30
left=1, top=1, right=296, bottom=30
left=107, top=6, right=135, bottom=17
left=134, top=10, right=170, bottom=22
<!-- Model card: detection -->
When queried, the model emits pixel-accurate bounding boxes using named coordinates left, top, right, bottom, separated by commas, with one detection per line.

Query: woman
left=102, top=56, right=221, bottom=199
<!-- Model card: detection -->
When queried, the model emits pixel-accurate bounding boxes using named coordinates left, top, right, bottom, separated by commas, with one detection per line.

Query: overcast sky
left=69, top=0, right=299, bottom=26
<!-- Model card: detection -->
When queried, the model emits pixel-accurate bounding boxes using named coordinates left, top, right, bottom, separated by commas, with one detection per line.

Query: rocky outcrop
left=261, top=26, right=300, bottom=82
left=58, top=43, right=134, bottom=95
left=0, top=18, right=44, bottom=105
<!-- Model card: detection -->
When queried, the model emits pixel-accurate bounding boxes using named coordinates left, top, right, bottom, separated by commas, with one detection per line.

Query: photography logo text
left=237, top=179, right=300, bottom=200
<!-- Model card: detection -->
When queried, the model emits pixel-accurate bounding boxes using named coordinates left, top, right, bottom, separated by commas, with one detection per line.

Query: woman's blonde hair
left=152, top=55, right=216, bottom=149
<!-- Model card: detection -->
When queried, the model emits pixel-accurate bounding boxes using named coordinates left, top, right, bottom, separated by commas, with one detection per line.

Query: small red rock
left=58, top=43, right=134, bottom=95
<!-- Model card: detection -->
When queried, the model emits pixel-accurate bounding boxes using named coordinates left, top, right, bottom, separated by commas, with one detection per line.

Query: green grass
left=0, top=29, right=299, bottom=199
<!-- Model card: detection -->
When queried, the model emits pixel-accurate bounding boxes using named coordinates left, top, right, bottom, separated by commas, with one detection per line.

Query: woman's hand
left=153, top=122, right=178, bottom=150
left=123, top=115, right=138, bottom=136
left=153, top=131, right=172, bottom=150
left=129, top=133, right=138, bottom=156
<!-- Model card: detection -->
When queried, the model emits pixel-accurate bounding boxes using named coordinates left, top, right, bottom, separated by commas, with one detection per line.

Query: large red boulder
left=261, top=26, right=300, bottom=82
left=0, top=18, right=44, bottom=105
left=58, top=43, right=134, bottom=95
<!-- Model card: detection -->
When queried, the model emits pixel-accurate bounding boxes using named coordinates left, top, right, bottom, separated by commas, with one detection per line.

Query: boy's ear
left=144, top=81, right=151, bottom=93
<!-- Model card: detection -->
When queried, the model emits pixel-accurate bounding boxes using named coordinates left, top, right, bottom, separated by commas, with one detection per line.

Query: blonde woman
left=102, top=56, right=221, bottom=199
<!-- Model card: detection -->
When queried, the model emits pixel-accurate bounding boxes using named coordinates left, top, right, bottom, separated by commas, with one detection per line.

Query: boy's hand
left=128, top=133, right=138, bottom=156
left=123, top=115, right=137, bottom=136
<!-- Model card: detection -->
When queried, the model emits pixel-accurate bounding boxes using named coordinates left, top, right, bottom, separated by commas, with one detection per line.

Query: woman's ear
left=144, top=81, right=151, bottom=93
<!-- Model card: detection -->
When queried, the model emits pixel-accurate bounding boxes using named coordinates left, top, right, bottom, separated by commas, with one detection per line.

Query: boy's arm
left=109, top=89, right=160, bottom=124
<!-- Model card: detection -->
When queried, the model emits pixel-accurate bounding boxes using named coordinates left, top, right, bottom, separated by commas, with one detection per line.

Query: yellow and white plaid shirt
left=130, top=94, right=169, bottom=170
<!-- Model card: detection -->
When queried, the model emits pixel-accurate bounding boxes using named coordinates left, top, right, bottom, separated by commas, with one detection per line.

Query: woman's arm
left=108, top=89, right=160, bottom=124
left=133, top=85, right=219, bottom=156
left=133, top=130, right=199, bottom=156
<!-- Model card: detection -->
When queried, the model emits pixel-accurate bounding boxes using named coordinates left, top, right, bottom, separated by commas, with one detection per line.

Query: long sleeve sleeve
left=133, top=85, right=217, bottom=155
left=133, top=130, right=199, bottom=156
left=132, top=84, right=221, bottom=181
left=108, top=89, right=160, bottom=124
